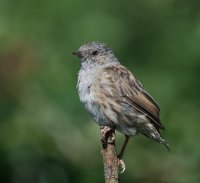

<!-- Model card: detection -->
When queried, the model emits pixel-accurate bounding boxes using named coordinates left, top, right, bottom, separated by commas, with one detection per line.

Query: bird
left=72, top=41, right=169, bottom=169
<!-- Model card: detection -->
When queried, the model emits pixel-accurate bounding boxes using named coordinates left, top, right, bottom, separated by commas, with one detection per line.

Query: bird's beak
left=72, top=50, right=82, bottom=58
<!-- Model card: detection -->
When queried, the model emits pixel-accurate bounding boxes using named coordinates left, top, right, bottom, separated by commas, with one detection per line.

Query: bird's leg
left=118, top=135, right=130, bottom=173
left=100, top=126, right=114, bottom=148
left=118, top=135, right=130, bottom=159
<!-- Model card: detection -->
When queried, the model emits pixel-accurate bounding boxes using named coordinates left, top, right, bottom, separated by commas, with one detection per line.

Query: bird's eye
left=92, top=51, right=98, bottom=56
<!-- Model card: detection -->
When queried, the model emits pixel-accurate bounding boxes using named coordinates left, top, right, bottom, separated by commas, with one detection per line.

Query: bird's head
left=72, top=41, right=118, bottom=65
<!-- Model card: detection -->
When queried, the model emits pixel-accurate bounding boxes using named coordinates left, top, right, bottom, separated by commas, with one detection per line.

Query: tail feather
left=141, top=129, right=170, bottom=151
left=161, top=138, right=170, bottom=151
left=153, top=132, right=170, bottom=151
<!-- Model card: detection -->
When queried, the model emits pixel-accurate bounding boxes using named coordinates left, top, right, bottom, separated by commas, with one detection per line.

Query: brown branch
left=100, top=126, right=119, bottom=183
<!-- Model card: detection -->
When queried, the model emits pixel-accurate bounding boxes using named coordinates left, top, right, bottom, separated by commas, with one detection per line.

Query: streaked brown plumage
left=73, top=41, right=169, bottom=156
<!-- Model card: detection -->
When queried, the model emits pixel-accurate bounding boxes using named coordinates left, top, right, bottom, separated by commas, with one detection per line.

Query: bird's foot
left=118, top=158, right=126, bottom=173
left=100, top=126, right=115, bottom=147
left=100, top=126, right=112, bottom=139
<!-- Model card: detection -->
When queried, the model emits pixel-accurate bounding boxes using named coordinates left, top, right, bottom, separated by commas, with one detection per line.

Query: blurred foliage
left=0, top=0, right=200, bottom=182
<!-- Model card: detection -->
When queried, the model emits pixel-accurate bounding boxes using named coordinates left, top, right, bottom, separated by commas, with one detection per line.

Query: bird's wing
left=93, top=64, right=165, bottom=130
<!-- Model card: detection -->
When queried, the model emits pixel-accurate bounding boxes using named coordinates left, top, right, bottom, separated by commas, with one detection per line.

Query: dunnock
left=73, top=41, right=169, bottom=163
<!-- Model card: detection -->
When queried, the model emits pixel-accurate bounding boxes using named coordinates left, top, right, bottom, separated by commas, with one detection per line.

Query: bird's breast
left=77, top=68, right=97, bottom=111
left=77, top=67, right=112, bottom=126
left=78, top=70, right=90, bottom=98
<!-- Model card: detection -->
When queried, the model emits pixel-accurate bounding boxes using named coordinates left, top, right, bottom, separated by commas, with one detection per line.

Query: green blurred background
left=0, top=0, right=200, bottom=182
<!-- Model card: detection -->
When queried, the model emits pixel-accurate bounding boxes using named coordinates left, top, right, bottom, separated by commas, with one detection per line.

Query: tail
left=153, top=132, right=170, bottom=151
left=153, top=130, right=170, bottom=151
left=160, top=138, right=170, bottom=152
left=142, top=129, right=170, bottom=151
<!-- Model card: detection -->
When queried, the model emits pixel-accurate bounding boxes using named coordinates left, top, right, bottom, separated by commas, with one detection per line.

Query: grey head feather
left=72, top=41, right=119, bottom=67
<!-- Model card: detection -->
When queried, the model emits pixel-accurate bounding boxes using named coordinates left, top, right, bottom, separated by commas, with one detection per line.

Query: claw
left=118, top=159, right=126, bottom=173
left=100, top=126, right=112, bottom=138
left=100, top=126, right=113, bottom=144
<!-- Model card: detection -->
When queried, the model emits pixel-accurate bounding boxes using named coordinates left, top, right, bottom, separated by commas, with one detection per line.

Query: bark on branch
left=100, top=127, right=119, bottom=183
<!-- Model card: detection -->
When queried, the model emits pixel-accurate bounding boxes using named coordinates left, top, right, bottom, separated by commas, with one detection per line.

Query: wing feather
left=96, top=64, right=165, bottom=130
